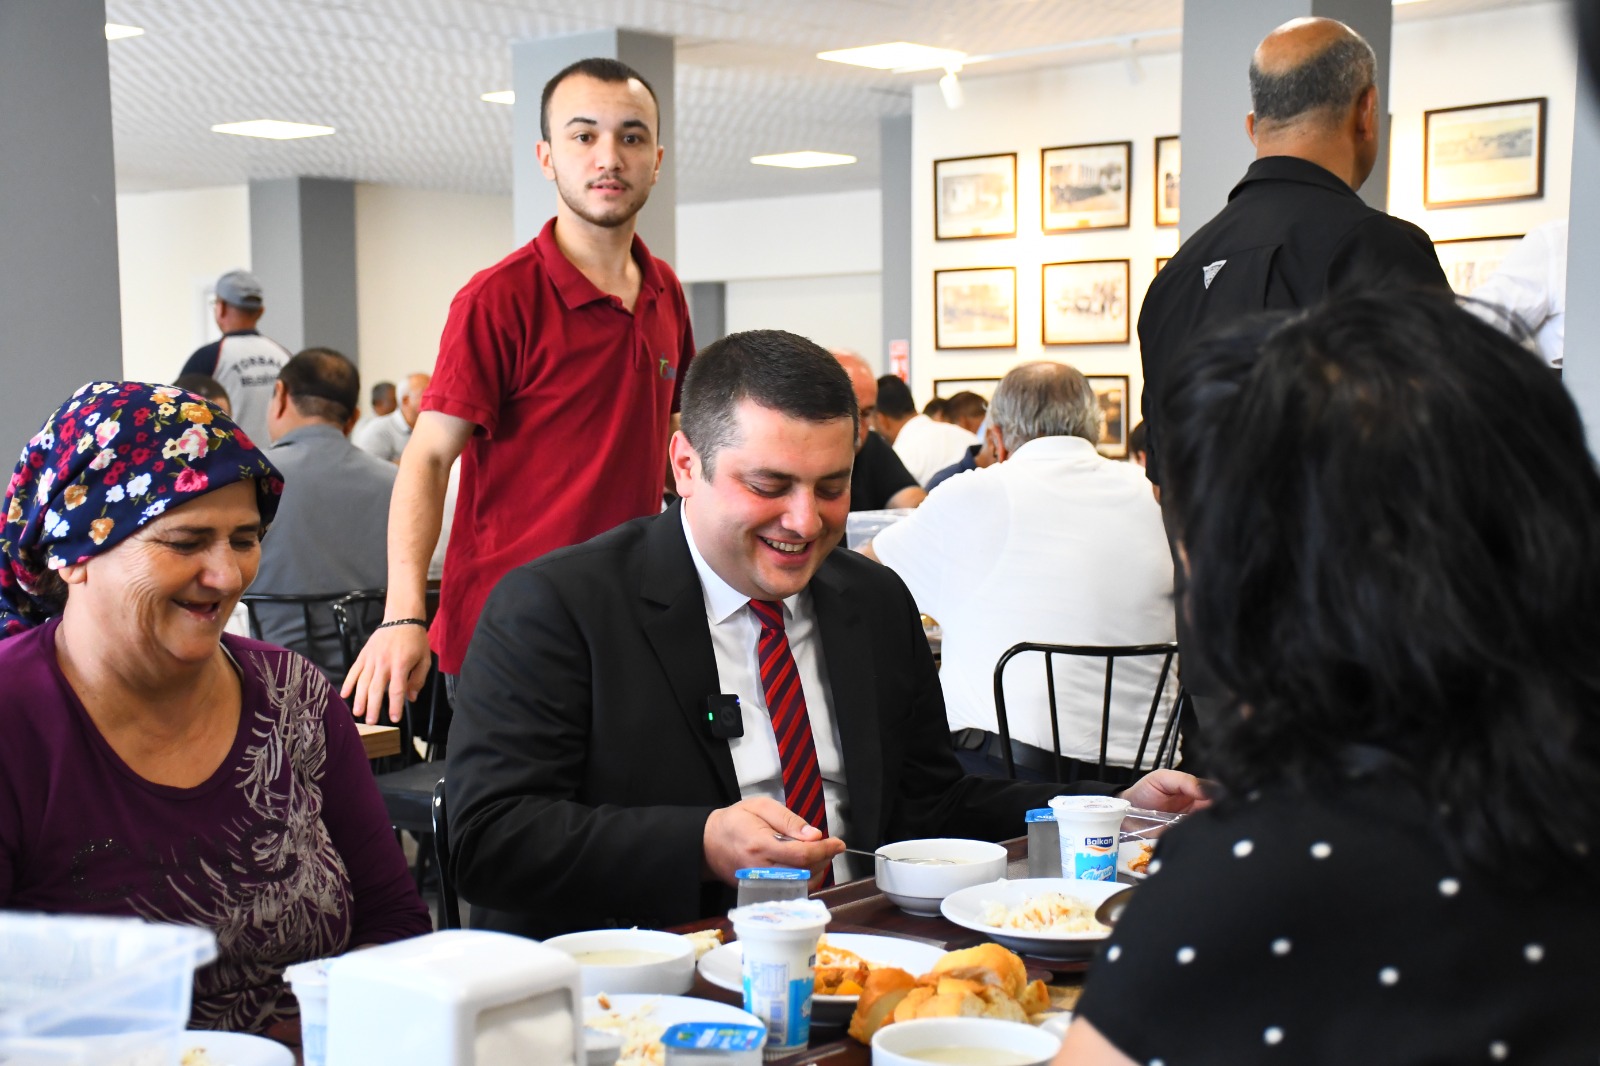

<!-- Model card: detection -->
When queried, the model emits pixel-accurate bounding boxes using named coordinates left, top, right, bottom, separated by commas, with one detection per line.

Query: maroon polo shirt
left=422, top=218, right=694, bottom=673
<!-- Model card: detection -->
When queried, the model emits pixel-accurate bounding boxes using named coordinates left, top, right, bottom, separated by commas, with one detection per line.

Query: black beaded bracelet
left=376, top=618, right=427, bottom=631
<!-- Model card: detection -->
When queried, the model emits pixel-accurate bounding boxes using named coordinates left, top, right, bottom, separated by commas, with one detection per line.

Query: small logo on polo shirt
left=658, top=355, right=676, bottom=380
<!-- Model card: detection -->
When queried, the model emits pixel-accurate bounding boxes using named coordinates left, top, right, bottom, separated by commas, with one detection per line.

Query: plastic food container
left=845, top=508, right=915, bottom=551
left=1026, top=808, right=1061, bottom=878
left=734, top=868, right=810, bottom=908
left=1050, top=796, right=1130, bottom=881
left=727, top=899, right=830, bottom=1059
left=284, top=957, right=332, bottom=1066
left=663, top=1022, right=765, bottom=1064
left=0, top=912, right=217, bottom=1065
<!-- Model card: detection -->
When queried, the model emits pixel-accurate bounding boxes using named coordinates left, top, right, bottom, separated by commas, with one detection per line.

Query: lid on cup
left=663, top=1023, right=766, bottom=1050
left=1048, top=796, right=1131, bottom=815
left=1026, top=808, right=1055, bottom=823
left=727, top=898, right=831, bottom=932
left=734, top=867, right=809, bottom=881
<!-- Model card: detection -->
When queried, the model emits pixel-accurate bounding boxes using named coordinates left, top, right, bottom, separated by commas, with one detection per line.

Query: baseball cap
left=215, top=269, right=264, bottom=310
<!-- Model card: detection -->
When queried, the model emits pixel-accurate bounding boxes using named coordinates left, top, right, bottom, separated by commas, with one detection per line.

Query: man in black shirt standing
left=833, top=351, right=925, bottom=512
left=1138, top=17, right=1449, bottom=734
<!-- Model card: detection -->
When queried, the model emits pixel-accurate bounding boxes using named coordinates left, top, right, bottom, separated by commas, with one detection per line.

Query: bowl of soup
left=872, top=1017, right=1061, bottom=1065
left=543, top=928, right=696, bottom=995
left=875, top=839, right=1009, bottom=916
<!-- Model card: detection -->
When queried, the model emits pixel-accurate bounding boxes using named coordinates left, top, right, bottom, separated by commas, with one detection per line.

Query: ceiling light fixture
left=211, top=120, right=336, bottom=141
left=938, top=67, right=965, bottom=109
left=817, top=42, right=968, bottom=73
left=105, top=23, right=145, bottom=40
left=481, top=91, right=515, bottom=105
left=751, top=151, right=858, bottom=169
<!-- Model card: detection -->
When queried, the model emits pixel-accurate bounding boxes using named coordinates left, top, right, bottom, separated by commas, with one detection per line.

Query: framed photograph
left=1155, top=256, right=1171, bottom=274
left=933, top=377, right=1001, bottom=400
left=1041, top=141, right=1131, bottom=232
left=934, top=153, right=1017, bottom=239
left=1424, top=98, right=1546, bottom=208
left=1434, top=234, right=1524, bottom=295
left=1154, top=135, right=1180, bottom=227
left=1085, top=375, right=1130, bottom=459
left=934, top=267, right=1017, bottom=349
left=1042, top=259, right=1130, bottom=346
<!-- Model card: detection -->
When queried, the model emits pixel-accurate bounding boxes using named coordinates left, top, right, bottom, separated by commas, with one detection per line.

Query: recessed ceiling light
left=1392, top=0, right=1427, bottom=5
left=751, top=151, right=858, bottom=169
left=104, top=23, right=145, bottom=40
left=817, top=42, right=967, bottom=72
left=481, top=91, right=515, bottom=105
left=211, top=120, right=336, bottom=141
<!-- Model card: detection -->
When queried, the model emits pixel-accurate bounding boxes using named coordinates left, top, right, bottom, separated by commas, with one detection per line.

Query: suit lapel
left=640, top=504, right=740, bottom=803
left=811, top=558, right=885, bottom=846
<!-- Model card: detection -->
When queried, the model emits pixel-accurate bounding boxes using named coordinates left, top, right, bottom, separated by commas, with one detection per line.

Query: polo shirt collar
left=269, top=422, right=348, bottom=450
left=535, top=216, right=664, bottom=311
left=1008, top=434, right=1101, bottom=466
left=1231, top=155, right=1360, bottom=203
left=679, top=502, right=803, bottom=625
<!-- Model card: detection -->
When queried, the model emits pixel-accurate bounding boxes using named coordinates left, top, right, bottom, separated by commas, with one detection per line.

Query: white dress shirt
left=352, top=408, right=412, bottom=462
left=680, top=506, right=854, bottom=858
left=1471, top=219, right=1566, bottom=369
left=872, top=435, right=1177, bottom=767
left=891, top=415, right=979, bottom=486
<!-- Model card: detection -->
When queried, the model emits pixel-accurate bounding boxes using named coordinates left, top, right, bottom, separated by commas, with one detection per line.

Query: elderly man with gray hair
left=864, top=362, right=1176, bottom=783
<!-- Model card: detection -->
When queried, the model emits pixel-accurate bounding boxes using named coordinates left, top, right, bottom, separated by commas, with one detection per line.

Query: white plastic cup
left=1049, top=795, right=1130, bottom=882
left=284, top=957, right=333, bottom=1066
left=727, top=898, right=831, bottom=1059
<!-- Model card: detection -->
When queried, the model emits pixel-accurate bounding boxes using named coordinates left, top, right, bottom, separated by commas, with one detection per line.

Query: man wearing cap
left=179, top=269, right=292, bottom=447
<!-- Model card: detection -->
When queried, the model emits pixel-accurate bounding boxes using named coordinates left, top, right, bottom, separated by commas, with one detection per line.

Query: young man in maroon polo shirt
left=343, top=57, right=694, bottom=720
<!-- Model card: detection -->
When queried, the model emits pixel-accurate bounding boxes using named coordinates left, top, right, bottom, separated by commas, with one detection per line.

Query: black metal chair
left=992, top=641, right=1184, bottom=782
left=431, top=776, right=461, bottom=930
left=240, top=589, right=387, bottom=681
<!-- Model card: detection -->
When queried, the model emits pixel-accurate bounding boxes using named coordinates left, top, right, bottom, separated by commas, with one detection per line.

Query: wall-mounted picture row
left=934, top=153, right=1018, bottom=239
left=934, top=267, right=1017, bottom=349
left=1424, top=97, right=1546, bottom=208
left=1086, top=375, right=1131, bottom=459
left=1042, top=141, right=1131, bottom=231
left=1154, top=136, right=1181, bottom=227
left=1043, top=259, right=1130, bottom=345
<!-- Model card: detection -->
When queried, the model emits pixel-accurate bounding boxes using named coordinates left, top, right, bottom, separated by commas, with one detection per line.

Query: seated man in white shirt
left=873, top=375, right=978, bottom=486
left=865, top=362, right=1177, bottom=784
left=1470, top=218, right=1566, bottom=369
left=353, top=371, right=429, bottom=462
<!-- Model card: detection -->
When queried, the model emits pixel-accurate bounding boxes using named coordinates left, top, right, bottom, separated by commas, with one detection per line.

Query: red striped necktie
left=748, top=598, right=829, bottom=840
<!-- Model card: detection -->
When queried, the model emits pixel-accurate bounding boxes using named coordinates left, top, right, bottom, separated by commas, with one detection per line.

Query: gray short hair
left=987, top=362, right=1099, bottom=449
left=1249, top=32, right=1375, bottom=128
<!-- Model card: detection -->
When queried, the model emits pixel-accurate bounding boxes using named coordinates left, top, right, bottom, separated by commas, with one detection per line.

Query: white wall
left=353, top=184, right=513, bottom=391
left=725, top=273, right=882, bottom=358
left=676, top=189, right=881, bottom=282
left=116, top=185, right=250, bottom=385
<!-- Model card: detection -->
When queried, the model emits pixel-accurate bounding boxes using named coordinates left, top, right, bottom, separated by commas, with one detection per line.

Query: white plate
left=940, top=878, right=1129, bottom=961
left=180, top=1031, right=294, bottom=1066
left=1118, top=839, right=1156, bottom=880
left=584, top=992, right=763, bottom=1035
left=698, top=932, right=945, bottom=1024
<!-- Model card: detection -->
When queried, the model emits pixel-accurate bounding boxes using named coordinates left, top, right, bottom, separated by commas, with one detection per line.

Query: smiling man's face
left=673, top=400, right=855, bottom=602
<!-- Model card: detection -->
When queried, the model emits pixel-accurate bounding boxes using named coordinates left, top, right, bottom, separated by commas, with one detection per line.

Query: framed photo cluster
left=1423, top=98, right=1546, bottom=209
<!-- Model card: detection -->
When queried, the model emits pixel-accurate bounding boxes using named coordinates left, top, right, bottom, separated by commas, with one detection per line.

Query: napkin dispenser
left=326, top=929, right=583, bottom=1065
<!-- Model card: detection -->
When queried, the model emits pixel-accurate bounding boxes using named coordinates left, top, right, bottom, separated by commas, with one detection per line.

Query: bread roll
left=927, top=943, right=1028, bottom=999
left=847, top=967, right=917, bottom=1044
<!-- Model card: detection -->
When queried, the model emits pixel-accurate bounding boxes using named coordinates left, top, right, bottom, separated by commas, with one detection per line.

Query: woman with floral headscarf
left=0, top=382, right=430, bottom=1042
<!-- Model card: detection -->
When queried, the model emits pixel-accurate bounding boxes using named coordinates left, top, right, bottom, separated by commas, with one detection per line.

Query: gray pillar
left=880, top=114, right=914, bottom=373
left=1565, top=81, right=1600, bottom=454
left=248, top=178, right=358, bottom=360
left=0, top=0, right=122, bottom=456
left=512, top=30, right=676, bottom=263
left=1179, top=0, right=1393, bottom=242
left=685, top=282, right=725, bottom=348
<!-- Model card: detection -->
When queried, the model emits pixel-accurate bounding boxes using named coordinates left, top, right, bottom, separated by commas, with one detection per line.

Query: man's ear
left=270, top=380, right=289, bottom=420
left=668, top=430, right=700, bottom=498
left=535, top=139, right=556, bottom=181
left=987, top=425, right=1010, bottom=463
left=1245, top=111, right=1257, bottom=146
left=342, top=406, right=361, bottom=437
left=1355, top=84, right=1379, bottom=141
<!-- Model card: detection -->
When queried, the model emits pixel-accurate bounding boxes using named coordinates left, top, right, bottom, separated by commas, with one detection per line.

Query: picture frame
left=1041, top=141, right=1131, bottom=232
left=1155, top=256, right=1171, bottom=274
left=1154, top=135, right=1180, bottom=227
left=1424, top=98, right=1546, bottom=208
left=1433, top=234, right=1524, bottom=295
left=1041, top=259, right=1130, bottom=346
left=934, top=267, right=1017, bottom=349
left=1085, top=375, right=1131, bottom=459
left=932, top=377, right=1001, bottom=400
left=934, top=153, right=1018, bottom=239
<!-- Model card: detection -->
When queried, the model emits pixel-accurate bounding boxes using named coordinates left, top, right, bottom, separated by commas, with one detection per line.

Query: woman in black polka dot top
left=1056, top=292, right=1600, bottom=1065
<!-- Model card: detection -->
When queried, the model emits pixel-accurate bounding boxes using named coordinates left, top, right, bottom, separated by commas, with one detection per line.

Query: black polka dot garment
left=1074, top=775, right=1600, bottom=1064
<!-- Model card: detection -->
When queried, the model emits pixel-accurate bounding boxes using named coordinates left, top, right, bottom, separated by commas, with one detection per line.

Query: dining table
left=355, top=722, right=401, bottom=760
left=669, top=838, right=1107, bottom=1065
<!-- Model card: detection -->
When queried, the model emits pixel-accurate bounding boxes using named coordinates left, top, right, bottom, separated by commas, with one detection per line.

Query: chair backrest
left=431, top=776, right=461, bottom=930
left=992, top=641, right=1182, bottom=781
left=241, top=588, right=385, bottom=680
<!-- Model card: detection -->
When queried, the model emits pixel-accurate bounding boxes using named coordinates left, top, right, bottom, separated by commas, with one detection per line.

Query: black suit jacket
left=446, top=502, right=1076, bottom=939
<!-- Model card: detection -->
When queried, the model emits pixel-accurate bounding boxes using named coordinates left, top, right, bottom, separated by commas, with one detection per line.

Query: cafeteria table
left=671, top=838, right=1095, bottom=1065
left=356, top=722, right=401, bottom=760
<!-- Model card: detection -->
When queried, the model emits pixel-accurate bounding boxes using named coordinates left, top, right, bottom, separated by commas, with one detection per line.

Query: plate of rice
left=940, top=878, right=1129, bottom=960
left=584, top=993, right=764, bottom=1066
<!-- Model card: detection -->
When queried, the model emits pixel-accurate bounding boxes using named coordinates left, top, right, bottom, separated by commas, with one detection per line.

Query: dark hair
left=1128, top=420, right=1147, bottom=458
left=173, top=373, right=231, bottom=408
left=1159, top=291, right=1600, bottom=888
left=922, top=397, right=948, bottom=420
left=876, top=375, right=916, bottom=419
left=1249, top=32, right=1375, bottom=127
left=370, top=380, right=396, bottom=406
left=278, top=347, right=360, bottom=426
left=942, top=391, right=988, bottom=425
left=540, top=57, right=659, bottom=142
left=680, top=330, right=857, bottom=476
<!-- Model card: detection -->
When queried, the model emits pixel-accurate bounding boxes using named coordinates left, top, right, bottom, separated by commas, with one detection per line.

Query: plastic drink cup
left=1025, top=808, right=1060, bottom=878
left=727, top=898, right=831, bottom=1059
left=734, top=867, right=810, bottom=908
left=1049, top=796, right=1130, bottom=882
left=284, top=957, right=333, bottom=1066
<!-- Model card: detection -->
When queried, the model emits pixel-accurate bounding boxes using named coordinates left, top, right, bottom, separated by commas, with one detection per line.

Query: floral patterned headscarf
left=0, top=381, right=283, bottom=636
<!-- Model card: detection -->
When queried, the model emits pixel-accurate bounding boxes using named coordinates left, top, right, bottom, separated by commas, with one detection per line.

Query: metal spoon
left=771, top=835, right=956, bottom=864
left=1094, top=885, right=1137, bottom=928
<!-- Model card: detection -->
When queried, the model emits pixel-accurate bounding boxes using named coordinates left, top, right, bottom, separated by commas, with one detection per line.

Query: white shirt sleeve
left=871, top=468, right=1005, bottom=623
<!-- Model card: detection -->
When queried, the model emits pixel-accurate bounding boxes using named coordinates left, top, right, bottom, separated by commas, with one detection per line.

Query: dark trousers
left=951, top=729, right=1137, bottom=787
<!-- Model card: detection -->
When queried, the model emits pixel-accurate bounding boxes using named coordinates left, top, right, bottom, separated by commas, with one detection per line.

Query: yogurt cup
left=1049, top=796, right=1130, bottom=882
left=284, top=958, right=333, bottom=1066
left=727, top=898, right=831, bottom=1059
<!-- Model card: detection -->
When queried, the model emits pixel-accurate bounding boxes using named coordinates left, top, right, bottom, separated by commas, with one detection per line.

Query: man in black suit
left=447, top=330, right=1205, bottom=939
